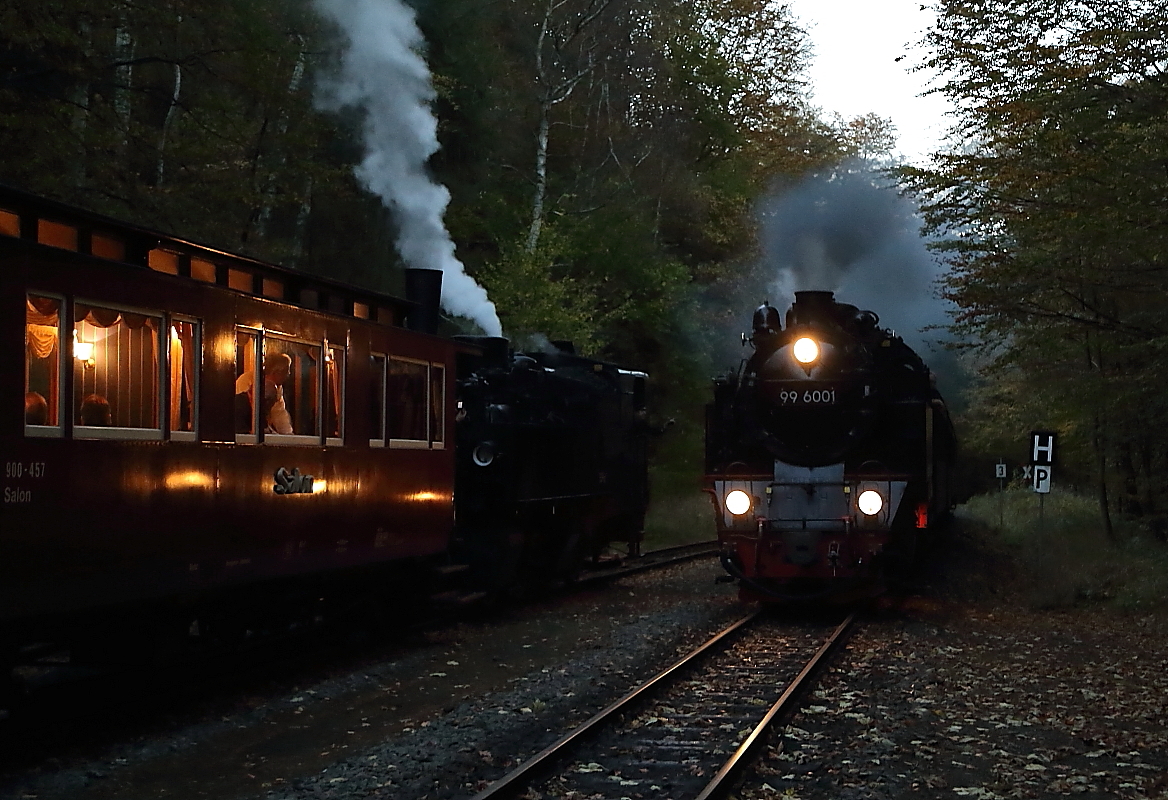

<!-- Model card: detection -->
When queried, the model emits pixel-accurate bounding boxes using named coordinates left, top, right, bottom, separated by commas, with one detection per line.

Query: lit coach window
left=25, top=294, right=62, bottom=433
left=74, top=303, right=162, bottom=438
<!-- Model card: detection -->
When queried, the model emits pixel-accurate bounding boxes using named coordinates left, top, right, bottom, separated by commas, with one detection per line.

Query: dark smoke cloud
left=754, top=162, right=965, bottom=396
left=758, top=163, right=947, bottom=352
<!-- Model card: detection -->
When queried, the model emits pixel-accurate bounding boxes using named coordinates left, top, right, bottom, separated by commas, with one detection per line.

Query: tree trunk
left=523, top=0, right=613, bottom=253
left=256, top=42, right=308, bottom=239
left=526, top=108, right=550, bottom=252
left=1094, top=412, right=1114, bottom=540
left=290, top=177, right=313, bottom=266
left=69, top=20, right=93, bottom=188
left=113, top=11, right=136, bottom=159
left=155, top=61, right=182, bottom=186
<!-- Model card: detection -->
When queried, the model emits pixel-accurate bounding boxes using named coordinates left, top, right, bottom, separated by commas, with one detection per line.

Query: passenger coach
left=0, top=186, right=459, bottom=681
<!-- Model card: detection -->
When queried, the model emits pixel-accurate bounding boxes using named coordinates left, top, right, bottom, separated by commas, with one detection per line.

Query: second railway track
left=468, top=609, right=857, bottom=800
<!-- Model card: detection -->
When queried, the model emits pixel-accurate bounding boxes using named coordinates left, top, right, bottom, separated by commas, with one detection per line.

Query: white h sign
left=1030, top=431, right=1056, bottom=465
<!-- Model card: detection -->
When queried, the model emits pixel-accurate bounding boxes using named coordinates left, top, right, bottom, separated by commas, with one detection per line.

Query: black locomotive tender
left=0, top=185, right=649, bottom=698
left=706, top=292, right=956, bottom=601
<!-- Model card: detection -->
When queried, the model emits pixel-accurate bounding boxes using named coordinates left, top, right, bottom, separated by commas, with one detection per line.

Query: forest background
left=2, top=0, right=1167, bottom=547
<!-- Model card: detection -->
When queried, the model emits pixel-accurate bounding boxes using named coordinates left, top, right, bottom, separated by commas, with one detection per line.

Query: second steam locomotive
left=705, top=291, right=956, bottom=601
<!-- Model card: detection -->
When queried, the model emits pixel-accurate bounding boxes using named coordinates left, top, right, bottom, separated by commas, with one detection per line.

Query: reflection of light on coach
left=165, top=471, right=214, bottom=490
left=312, top=478, right=328, bottom=493
left=406, top=491, right=444, bottom=503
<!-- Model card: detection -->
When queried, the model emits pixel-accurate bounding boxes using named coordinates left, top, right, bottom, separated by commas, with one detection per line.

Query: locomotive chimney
left=790, top=290, right=835, bottom=326
left=404, top=268, right=443, bottom=335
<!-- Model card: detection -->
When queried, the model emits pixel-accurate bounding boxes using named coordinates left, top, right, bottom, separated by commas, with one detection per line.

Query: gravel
left=4, top=521, right=1166, bottom=800
left=0, top=558, right=746, bottom=800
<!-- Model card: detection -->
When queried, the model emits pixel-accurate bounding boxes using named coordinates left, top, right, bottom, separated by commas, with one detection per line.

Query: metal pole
left=999, top=477, right=1004, bottom=529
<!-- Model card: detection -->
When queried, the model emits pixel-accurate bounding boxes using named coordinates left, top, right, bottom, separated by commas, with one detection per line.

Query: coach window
left=387, top=357, right=428, bottom=447
left=262, top=278, right=284, bottom=300
left=38, top=219, right=78, bottom=251
left=325, top=344, right=344, bottom=444
left=228, top=268, right=252, bottom=293
left=369, top=354, right=387, bottom=446
left=262, top=334, right=321, bottom=446
left=91, top=232, right=125, bottom=261
left=25, top=294, right=62, bottom=435
left=191, top=258, right=217, bottom=283
left=148, top=249, right=180, bottom=275
left=169, top=319, right=199, bottom=441
left=73, top=302, right=161, bottom=439
left=0, top=208, right=18, bottom=237
left=429, top=364, right=445, bottom=448
left=234, top=328, right=259, bottom=441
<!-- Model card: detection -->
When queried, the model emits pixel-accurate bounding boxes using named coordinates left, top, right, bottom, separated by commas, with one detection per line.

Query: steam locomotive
left=0, top=184, right=648, bottom=700
left=452, top=337, right=649, bottom=595
left=705, top=291, right=956, bottom=602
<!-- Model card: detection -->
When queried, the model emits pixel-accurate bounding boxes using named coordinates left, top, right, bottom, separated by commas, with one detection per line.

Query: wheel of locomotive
left=456, top=525, right=526, bottom=600
left=554, top=523, right=590, bottom=585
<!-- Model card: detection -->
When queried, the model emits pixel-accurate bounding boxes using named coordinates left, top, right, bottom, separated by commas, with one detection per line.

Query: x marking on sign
left=1022, top=466, right=1033, bottom=480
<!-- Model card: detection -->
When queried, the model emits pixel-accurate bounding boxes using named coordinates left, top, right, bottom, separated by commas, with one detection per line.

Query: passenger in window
left=25, top=391, right=48, bottom=425
left=235, top=353, right=294, bottom=434
left=79, top=393, right=112, bottom=426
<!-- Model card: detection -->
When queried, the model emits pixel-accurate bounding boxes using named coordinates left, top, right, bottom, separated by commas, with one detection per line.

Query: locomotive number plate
left=778, top=388, right=837, bottom=405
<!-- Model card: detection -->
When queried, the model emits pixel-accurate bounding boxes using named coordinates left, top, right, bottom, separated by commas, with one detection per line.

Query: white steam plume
left=313, top=0, right=502, bottom=336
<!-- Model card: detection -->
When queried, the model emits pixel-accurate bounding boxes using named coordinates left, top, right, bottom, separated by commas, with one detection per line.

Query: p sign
left=1033, top=464, right=1052, bottom=494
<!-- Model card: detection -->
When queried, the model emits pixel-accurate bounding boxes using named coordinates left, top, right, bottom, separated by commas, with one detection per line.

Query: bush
left=641, top=416, right=715, bottom=550
left=959, top=487, right=1168, bottom=610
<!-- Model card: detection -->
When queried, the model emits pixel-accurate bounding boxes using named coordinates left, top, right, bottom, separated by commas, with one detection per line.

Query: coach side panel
left=0, top=235, right=454, bottom=629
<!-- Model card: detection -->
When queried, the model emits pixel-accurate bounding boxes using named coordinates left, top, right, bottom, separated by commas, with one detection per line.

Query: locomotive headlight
left=792, top=337, right=819, bottom=365
left=725, top=489, right=752, bottom=516
left=858, top=490, right=883, bottom=516
left=471, top=441, right=496, bottom=467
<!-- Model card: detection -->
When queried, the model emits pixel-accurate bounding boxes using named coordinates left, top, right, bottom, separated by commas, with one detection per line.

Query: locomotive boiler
left=705, top=291, right=956, bottom=601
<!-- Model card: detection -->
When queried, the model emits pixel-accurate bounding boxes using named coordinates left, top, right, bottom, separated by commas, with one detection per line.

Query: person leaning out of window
left=235, top=352, right=294, bottom=434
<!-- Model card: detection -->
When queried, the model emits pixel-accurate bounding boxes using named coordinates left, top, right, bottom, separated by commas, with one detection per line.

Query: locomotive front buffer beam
left=712, top=462, right=908, bottom=576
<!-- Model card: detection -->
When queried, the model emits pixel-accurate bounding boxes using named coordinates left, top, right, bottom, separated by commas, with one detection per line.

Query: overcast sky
left=786, top=0, right=953, bottom=163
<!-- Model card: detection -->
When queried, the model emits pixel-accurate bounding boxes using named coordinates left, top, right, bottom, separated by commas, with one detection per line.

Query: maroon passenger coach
left=0, top=186, right=460, bottom=678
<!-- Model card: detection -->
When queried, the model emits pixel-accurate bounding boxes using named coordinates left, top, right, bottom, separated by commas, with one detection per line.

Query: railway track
left=466, top=609, right=857, bottom=800
left=579, top=540, right=719, bottom=584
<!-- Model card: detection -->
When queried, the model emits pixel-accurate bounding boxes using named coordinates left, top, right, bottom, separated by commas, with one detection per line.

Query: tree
left=904, top=0, right=1168, bottom=528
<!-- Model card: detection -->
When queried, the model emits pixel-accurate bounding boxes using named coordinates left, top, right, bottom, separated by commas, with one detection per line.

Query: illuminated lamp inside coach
left=792, top=337, right=819, bottom=364
left=73, top=331, right=94, bottom=366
